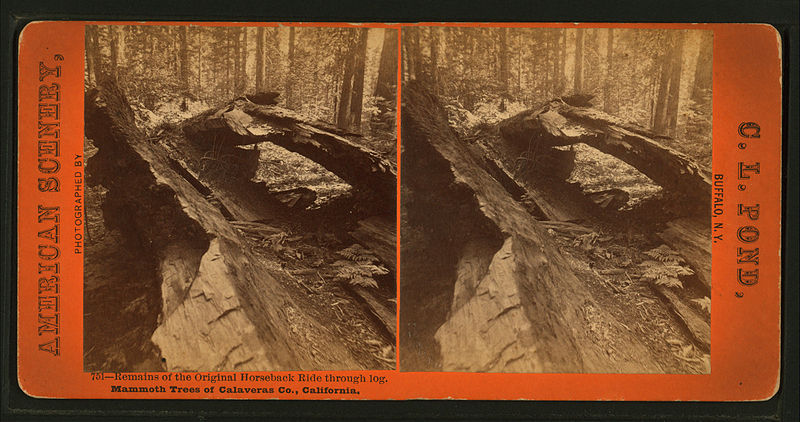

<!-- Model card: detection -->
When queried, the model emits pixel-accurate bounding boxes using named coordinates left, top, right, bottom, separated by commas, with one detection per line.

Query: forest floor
left=546, top=201, right=710, bottom=374
left=234, top=218, right=396, bottom=370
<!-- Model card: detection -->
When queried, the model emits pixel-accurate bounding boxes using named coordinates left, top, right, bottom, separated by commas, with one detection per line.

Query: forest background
left=402, top=27, right=713, bottom=172
left=85, top=25, right=398, bottom=149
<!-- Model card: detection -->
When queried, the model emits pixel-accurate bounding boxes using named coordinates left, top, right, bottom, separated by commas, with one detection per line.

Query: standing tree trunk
left=240, top=28, right=248, bottom=93
left=255, top=27, right=265, bottom=92
left=559, top=29, right=567, bottom=95
left=85, top=26, right=99, bottom=85
left=225, top=33, right=231, bottom=98
left=429, top=27, right=440, bottom=95
left=336, top=32, right=357, bottom=129
left=233, top=29, right=241, bottom=95
left=179, top=26, right=189, bottom=93
left=499, top=28, right=509, bottom=100
left=401, top=32, right=410, bottom=81
left=573, top=29, right=584, bottom=92
left=267, top=28, right=279, bottom=89
left=603, top=28, right=616, bottom=113
left=692, top=31, right=713, bottom=102
left=407, top=28, right=422, bottom=80
left=665, top=30, right=686, bottom=137
left=654, top=31, right=686, bottom=136
left=285, top=26, right=296, bottom=108
left=551, top=31, right=560, bottom=97
left=347, top=28, right=369, bottom=132
left=374, top=28, right=398, bottom=102
left=109, top=26, right=119, bottom=80
left=517, top=32, right=523, bottom=99
left=653, top=46, right=672, bottom=133
left=196, top=28, right=202, bottom=97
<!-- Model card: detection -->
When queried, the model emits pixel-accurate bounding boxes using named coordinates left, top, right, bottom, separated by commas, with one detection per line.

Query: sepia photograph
left=400, top=27, right=712, bottom=373
left=83, top=24, right=398, bottom=372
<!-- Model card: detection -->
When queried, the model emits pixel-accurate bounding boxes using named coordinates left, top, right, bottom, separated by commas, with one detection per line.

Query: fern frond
left=664, top=264, right=694, bottom=276
left=349, top=276, right=379, bottom=289
left=644, top=244, right=685, bottom=264
left=337, top=244, right=378, bottom=264
left=639, top=258, right=693, bottom=289
left=653, top=276, right=683, bottom=289
left=363, top=264, right=389, bottom=276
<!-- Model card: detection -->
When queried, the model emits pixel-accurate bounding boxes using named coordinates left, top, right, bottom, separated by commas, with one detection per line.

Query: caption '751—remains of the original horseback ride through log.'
left=83, top=25, right=398, bottom=372
left=400, top=27, right=713, bottom=373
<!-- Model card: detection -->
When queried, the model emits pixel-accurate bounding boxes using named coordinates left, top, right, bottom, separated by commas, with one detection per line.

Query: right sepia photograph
left=400, top=26, right=713, bottom=373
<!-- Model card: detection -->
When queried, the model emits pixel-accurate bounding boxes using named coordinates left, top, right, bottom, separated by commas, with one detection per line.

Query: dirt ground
left=546, top=204, right=711, bottom=374
left=234, top=219, right=397, bottom=370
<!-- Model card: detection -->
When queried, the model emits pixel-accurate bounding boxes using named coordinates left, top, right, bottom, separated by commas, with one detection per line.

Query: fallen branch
left=538, top=220, right=594, bottom=234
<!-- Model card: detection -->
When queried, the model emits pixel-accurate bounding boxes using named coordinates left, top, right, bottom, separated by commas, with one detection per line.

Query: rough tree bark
left=336, top=32, right=357, bottom=130
left=573, top=29, right=584, bottom=92
left=665, top=31, right=686, bottom=137
left=85, top=26, right=99, bottom=85
left=255, top=27, right=265, bottom=92
left=347, top=28, right=369, bottom=132
left=239, top=28, right=248, bottom=93
left=692, top=31, right=713, bottom=103
left=401, top=81, right=664, bottom=373
left=109, top=26, right=119, bottom=79
left=429, top=27, right=439, bottom=94
left=559, top=29, right=567, bottom=95
left=374, top=29, right=397, bottom=101
left=654, top=31, right=686, bottom=136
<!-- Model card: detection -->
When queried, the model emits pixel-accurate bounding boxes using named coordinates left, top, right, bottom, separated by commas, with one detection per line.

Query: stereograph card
left=15, top=21, right=782, bottom=401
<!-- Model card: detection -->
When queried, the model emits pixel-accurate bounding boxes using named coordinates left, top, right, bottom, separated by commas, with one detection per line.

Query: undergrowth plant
left=639, top=244, right=694, bottom=288
left=333, top=244, right=389, bottom=289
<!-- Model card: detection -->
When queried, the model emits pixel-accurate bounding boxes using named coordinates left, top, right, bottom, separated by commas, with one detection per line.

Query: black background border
left=2, top=0, right=798, bottom=420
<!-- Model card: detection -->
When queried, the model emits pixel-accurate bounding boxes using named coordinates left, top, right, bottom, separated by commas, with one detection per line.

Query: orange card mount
left=17, top=21, right=781, bottom=400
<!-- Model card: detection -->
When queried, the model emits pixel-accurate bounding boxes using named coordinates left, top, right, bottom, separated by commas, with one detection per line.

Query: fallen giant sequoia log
left=182, top=99, right=396, bottom=212
left=401, top=82, right=665, bottom=373
left=85, top=81, right=361, bottom=371
left=499, top=99, right=711, bottom=203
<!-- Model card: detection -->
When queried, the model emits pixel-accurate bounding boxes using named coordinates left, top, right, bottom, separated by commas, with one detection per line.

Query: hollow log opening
left=400, top=127, right=504, bottom=370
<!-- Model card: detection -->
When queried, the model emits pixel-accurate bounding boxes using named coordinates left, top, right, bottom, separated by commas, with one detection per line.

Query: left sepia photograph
left=83, top=24, right=398, bottom=372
